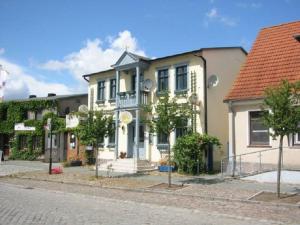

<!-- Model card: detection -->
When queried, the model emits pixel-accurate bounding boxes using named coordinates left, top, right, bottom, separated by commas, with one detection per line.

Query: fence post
left=239, top=155, right=242, bottom=176
left=221, top=160, right=223, bottom=178
left=259, top=151, right=262, bottom=172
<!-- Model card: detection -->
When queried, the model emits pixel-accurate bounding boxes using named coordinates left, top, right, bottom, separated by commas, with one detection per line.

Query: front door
left=127, top=123, right=145, bottom=159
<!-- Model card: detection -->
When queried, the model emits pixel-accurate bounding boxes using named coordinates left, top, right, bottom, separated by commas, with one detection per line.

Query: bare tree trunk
left=167, top=135, right=171, bottom=187
left=95, top=144, right=99, bottom=178
left=277, top=135, right=284, bottom=198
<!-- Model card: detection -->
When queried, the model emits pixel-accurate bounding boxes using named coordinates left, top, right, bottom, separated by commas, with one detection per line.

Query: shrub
left=173, top=133, right=221, bottom=174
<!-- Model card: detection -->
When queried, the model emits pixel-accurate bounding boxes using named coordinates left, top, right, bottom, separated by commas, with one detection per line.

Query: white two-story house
left=83, top=47, right=247, bottom=172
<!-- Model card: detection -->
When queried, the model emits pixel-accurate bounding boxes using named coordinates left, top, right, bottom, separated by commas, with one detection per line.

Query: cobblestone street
left=0, top=178, right=299, bottom=225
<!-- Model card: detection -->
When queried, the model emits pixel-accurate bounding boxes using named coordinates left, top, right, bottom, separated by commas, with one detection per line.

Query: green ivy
left=0, top=99, right=66, bottom=160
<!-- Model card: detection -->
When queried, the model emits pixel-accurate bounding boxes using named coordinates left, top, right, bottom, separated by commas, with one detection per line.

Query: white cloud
left=204, top=8, right=237, bottom=27
left=0, top=57, right=71, bottom=100
left=236, top=2, right=262, bottom=8
left=40, top=30, right=146, bottom=82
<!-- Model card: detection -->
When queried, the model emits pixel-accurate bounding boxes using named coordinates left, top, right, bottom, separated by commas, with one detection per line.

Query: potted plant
left=158, top=158, right=176, bottom=172
left=119, top=152, right=127, bottom=159
left=70, top=156, right=82, bottom=167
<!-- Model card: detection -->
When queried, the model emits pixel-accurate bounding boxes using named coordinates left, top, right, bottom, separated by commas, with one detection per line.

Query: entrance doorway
left=127, top=123, right=145, bottom=159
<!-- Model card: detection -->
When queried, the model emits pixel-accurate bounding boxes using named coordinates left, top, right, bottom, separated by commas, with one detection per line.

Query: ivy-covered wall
left=0, top=99, right=61, bottom=160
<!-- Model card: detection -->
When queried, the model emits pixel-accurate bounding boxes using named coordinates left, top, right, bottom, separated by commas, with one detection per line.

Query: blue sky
left=0, top=0, right=299, bottom=99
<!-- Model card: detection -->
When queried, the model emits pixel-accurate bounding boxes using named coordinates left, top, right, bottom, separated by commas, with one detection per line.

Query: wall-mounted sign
left=14, top=123, right=36, bottom=131
left=66, top=114, right=79, bottom=128
left=120, top=111, right=133, bottom=124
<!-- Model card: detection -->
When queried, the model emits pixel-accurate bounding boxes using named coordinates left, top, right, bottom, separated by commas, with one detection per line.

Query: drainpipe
left=83, top=75, right=89, bottom=82
left=194, top=54, right=210, bottom=171
left=228, top=101, right=236, bottom=176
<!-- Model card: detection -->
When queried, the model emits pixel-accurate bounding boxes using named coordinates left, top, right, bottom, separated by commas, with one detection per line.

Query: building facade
left=0, top=93, right=87, bottom=162
left=84, top=47, right=247, bottom=171
left=225, top=21, right=300, bottom=174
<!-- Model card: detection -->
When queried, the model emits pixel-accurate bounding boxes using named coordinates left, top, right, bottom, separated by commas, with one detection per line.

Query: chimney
left=47, top=93, right=56, bottom=97
left=29, top=95, right=37, bottom=99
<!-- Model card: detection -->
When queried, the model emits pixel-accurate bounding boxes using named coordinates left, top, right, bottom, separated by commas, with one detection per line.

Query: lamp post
left=47, top=118, right=53, bottom=174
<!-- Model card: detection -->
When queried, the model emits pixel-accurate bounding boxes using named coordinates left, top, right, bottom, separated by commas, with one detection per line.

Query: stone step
left=97, top=159, right=156, bottom=173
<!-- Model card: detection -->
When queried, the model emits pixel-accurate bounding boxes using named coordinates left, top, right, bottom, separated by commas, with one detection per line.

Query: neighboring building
left=224, top=21, right=300, bottom=174
left=83, top=47, right=247, bottom=172
left=0, top=93, right=87, bottom=162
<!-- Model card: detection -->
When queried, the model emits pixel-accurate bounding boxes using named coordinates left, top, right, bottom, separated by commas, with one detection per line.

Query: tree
left=263, top=80, right=300, bottom=197
left=77, top=111, right=113, bottom=177
left=173, top=133, right=221, bottom=174
left=145, top=92, right=191, bottom=187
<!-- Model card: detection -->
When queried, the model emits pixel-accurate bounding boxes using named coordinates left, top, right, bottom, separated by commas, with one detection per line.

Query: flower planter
left=158, top=165, right=175, bottom=172
left=86, top=146, right=93, bottom=151
left=70, top=160, right=82, bottom=167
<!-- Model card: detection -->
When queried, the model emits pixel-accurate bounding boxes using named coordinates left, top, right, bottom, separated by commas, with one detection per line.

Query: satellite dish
left=143, top=79, right=153, bottom=91
left=208, top=75, right=219, bottom=88
left=78, top=105, right=88, bottom=114
left=120, top=111, right=133, bottom=124
left=189, top=93, right=201, bottom=105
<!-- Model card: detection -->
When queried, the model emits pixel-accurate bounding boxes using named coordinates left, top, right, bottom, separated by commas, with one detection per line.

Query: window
left=176, top=119, right=188, bottom=139
left=36, top=110, right=43, bottom=120
left=139, top=125, right=144, bottom=142
left=249, top=111, right=269, bottom=146
left=158, top=132, right=168, bottom=144
left=293, top=123, right=300, bottom=145
left=47, top=133, right=58, bottom=148
left=157, top=69, right=168, bottom=92
left=110, top=79, right=116, bottom=99
left=97, top=80, right=105, bottom=101
left=176, top=65, right=187, bottom=91
left=19, top=135, right=28, bottom=150
left=131, top=74, right=144, bottom=91
left=32, top=136, right=41, bottom=150
left=108, top=123, right=116, bottom=144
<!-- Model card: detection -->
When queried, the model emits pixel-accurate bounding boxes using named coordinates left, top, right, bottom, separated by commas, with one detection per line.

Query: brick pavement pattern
left=0, top=180, right=299, bottom=225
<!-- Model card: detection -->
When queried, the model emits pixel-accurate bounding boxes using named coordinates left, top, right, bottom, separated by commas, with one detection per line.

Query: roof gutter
left=83, top=75, right=89, bottom=83
left=194, top=54, right=208, bottom=134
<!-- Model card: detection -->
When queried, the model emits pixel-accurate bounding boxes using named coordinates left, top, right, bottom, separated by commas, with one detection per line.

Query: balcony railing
left=117, top=91, right=149, bottom=108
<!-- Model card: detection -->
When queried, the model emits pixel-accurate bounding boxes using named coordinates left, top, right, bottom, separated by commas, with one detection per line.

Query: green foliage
left=77, top=111, right=114, bottom=147
left=0, top=99, right=66, bottom=160
left=144, top=92, right=191, bottom=136
left=173, top=133, right=221, bottom=174
left=0, top=99, right=57, bottom=134
left=263, top=80, right=300, bottom=138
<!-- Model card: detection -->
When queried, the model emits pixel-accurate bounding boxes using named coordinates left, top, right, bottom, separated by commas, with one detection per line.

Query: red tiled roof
left=225, top=21, right=300, bottom=101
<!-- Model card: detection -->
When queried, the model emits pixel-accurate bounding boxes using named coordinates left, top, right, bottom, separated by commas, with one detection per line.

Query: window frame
left=97, top=80, right=106, bottom=101
left=175, top=119, right=189, bottom=139
left=110, top=78, right=116, bottom=100
left=175, top=65, right=188, bottom=91
left=248, top=110, right=270, bottom=146
left=108, top=123, right=116, bottom=145
left=157, top=69, right=169, bottom=93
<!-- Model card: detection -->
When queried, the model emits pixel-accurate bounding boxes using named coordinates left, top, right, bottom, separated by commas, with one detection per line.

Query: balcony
left=117, top=91, right=149, bottom=108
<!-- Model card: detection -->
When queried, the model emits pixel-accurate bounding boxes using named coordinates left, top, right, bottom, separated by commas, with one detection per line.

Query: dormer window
left=294, top=34, right=300, bottom=42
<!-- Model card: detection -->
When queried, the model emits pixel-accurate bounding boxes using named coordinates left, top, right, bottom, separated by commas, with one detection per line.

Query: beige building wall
left=204, top=48, right=247, bottom=168
left=230, top=101, right=300, bottom=168
left=87, top=49, right=247, bottom=165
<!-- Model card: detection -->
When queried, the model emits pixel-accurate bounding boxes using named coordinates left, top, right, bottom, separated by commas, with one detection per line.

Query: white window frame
left=247, top=110, right=271, bottom=146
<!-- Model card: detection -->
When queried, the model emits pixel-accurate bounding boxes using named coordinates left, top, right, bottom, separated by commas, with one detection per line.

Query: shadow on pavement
left=180, top=177, right=224, bottom=185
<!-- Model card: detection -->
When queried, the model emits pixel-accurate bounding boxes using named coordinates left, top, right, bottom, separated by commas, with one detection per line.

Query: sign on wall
left=14, top=123, right=36, bottom=131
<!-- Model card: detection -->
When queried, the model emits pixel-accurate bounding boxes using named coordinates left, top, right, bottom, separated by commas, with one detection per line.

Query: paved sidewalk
left=2, top=160, right=300, bottom=201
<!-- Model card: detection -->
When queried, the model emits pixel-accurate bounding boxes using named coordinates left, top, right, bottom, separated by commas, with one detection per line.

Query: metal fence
left=221, top=147, right=300, bottom=178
